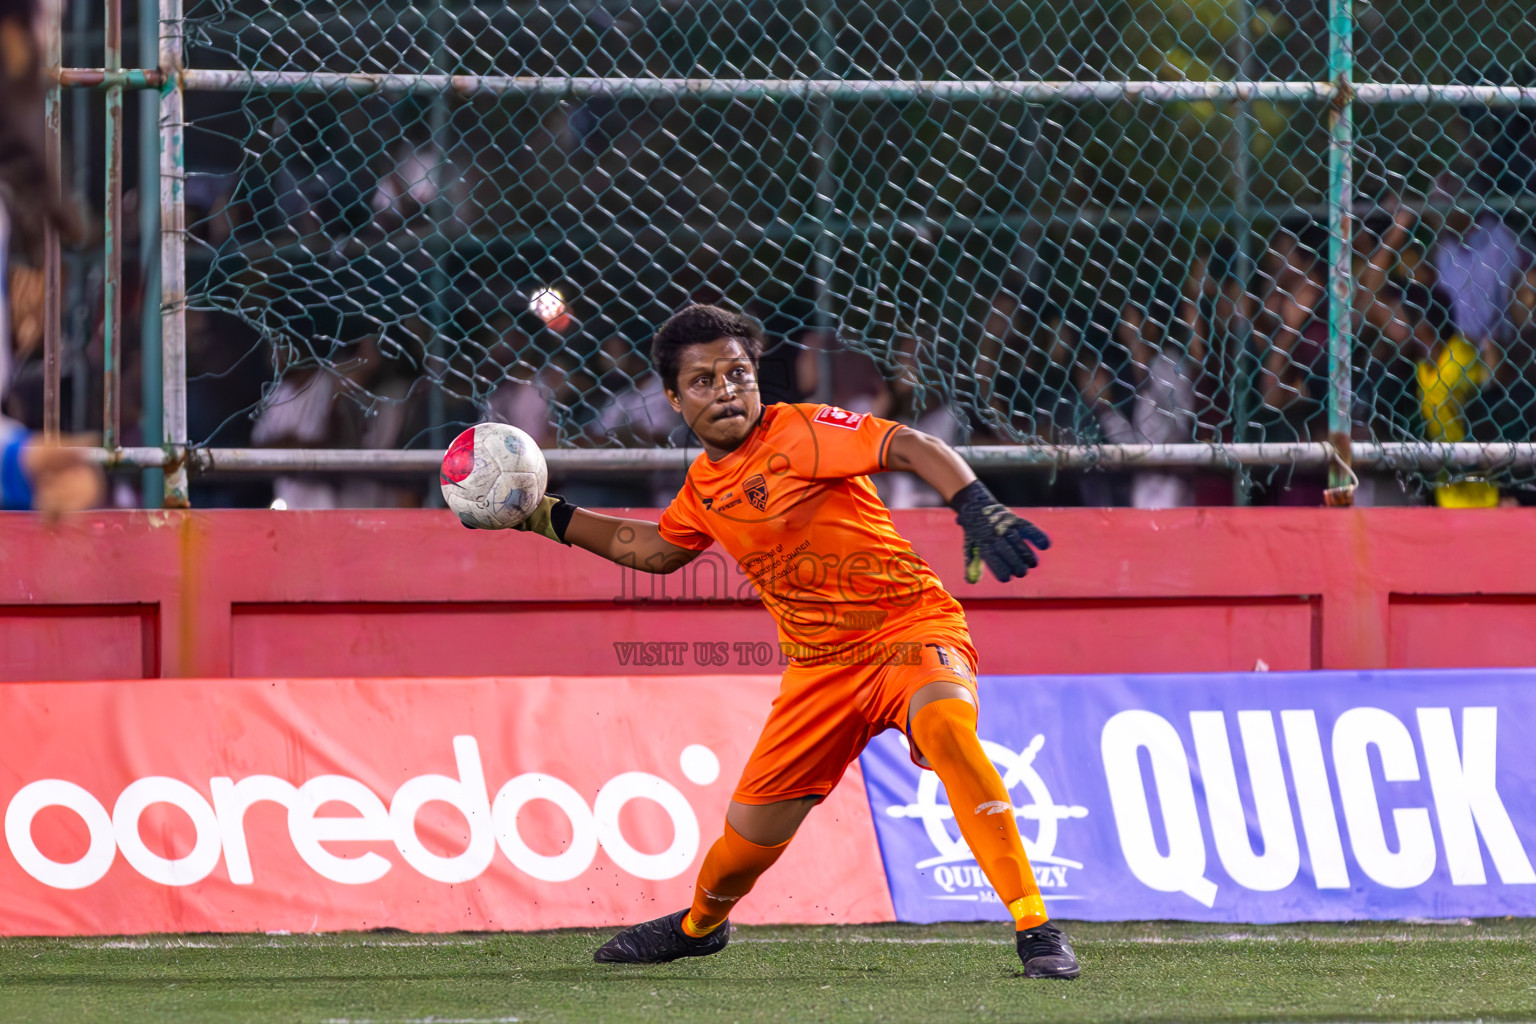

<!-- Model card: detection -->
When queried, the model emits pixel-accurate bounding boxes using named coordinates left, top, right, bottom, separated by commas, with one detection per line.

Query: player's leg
left=678, top=796, right=817, bottom=938
left=907, top=683, right=1047, bottom=930
left=595, top=664, right=862, bottom=964
left=902, top=657, right=1080, bottom=978
left=591, top=797, right=813, bottom=964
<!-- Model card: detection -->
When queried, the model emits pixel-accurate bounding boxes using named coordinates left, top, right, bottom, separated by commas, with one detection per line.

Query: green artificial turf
left=1, top=919, right=1533, bottom=1023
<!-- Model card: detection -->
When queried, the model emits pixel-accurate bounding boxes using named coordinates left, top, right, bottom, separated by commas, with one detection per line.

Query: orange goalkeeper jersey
left=658, top=403, right=973, bottom=665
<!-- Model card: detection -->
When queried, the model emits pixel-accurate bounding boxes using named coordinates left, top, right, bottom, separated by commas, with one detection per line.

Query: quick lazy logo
left=878, top=733, right=1088, bottom=907
left=867, top=679, right=1536, bottom=924
left=1102, top=706, right=1536, bottom=907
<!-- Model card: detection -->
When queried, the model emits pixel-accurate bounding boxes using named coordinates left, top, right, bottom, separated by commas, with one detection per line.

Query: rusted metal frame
left=103, top=0, right=125, bottom=451
left=1324, top=0, right=1355, bottom=505
left=158, top=0, right=188, bottom=507
left=41, top=1, right=62, bottom=440
left=76, top=443, right=1536, bottom=475
left=58, top=67, right=166, bottom=88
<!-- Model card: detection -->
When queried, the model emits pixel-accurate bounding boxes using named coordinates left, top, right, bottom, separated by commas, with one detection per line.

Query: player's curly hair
left=650, top=304, right=765, bottom=393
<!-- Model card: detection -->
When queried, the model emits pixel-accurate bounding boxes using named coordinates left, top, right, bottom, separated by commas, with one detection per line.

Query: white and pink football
left=439, top=423, right=548, bottom=529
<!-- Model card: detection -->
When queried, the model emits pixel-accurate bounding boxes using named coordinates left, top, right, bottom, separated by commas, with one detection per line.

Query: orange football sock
left=910, top=698, right=1047, bottom=931
left=681, top=821, right=791, bottom=937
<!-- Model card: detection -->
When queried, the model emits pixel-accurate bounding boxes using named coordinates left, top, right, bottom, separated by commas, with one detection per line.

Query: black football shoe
left=1016, top=921, right=1081, bottom=979
left=593, top=909, right=730, bottom=964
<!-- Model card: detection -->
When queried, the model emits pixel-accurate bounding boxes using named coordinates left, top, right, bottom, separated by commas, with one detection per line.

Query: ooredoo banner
left=0, top=677, right=894, bottom=936
left=6, top=670, right=1536, bottom=936
left=861, top=669, right=1536, bottom=923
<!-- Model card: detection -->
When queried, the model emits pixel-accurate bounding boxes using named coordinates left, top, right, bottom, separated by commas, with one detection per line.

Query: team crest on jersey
left=814, top=406, right=866, bottom=430
left=744, top=474, right=769, bottom=511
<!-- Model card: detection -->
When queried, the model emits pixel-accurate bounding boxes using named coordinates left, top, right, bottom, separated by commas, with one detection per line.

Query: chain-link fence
left=36, top=1, right=1536, bottom=506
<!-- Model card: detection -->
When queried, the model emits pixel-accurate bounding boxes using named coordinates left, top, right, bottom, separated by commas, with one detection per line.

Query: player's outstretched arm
left=884, top=427, right=1050, bottom=584
left=883, top=426, right=976, bottom=501
left=513, top=495, right=702, bottom=574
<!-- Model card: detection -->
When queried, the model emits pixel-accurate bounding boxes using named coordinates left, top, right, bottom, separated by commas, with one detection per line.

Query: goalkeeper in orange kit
left=494, top=304, right=1078, bottom=979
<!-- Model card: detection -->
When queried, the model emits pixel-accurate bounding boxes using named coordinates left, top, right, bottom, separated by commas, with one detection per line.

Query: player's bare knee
left=907, top=681, right=975, bottom=724
left=725, top=796, right=818, bottom=846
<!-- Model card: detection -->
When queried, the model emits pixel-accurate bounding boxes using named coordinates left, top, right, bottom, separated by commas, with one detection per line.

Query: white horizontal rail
left=155, top=71, right=1536, bottom=107
left=85, top=443, right=1536, bottom=474
left=57, top=68, right=1536, bottom=107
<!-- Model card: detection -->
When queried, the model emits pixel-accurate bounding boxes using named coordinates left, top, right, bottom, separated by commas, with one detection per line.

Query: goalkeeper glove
left=948, top=480, right=1050, bottom=584
left=515, top=493, right=577, bottom=544
left=460, top=492, right=577, bottom=544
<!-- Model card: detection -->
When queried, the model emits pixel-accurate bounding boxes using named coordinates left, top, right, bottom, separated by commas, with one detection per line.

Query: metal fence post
left=1229, top=0, right=1260, bottom=506
left=159, top=0, right=188, bottom=507
left=1325, top=0, right=1356, bottom=504
left=140, top=0, right=164, bottom=506
left=67, top=0, right=92, bottom=435
left=810, top=0, right=838, bottom=405
left=103, top=0, right=124, bottom=451
left=424, top=5, right=452, bottom=497
left=41, top=0, right=62, bottom=441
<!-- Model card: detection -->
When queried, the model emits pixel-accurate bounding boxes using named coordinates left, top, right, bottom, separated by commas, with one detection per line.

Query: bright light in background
left=530, top=288, right=571, bottom=330
left=270, top=498, right=289, bottom=510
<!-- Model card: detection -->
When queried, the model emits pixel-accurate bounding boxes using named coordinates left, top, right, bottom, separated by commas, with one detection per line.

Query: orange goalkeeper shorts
left=731, top=635, right=979, bottom=805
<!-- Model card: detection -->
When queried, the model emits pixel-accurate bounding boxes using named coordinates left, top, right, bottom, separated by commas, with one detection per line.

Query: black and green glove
left=948, top=480, right=1050, bottom=584
left=460, top=492, right=577, bottom=544
left=515, top=493, right=577, bottom=544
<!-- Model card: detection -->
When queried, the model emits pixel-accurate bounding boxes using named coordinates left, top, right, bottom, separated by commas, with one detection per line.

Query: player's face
left=667, top=337, right=763, bottom=456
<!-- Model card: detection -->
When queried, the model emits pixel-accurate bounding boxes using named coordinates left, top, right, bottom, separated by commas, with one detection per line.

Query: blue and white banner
left=860, top=670, right=1536, bottom=923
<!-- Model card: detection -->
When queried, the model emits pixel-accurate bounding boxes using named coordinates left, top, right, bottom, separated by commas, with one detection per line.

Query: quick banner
left=861, top=669, right=1536, bottom=923
left=0, top=677, right=894, bottom=936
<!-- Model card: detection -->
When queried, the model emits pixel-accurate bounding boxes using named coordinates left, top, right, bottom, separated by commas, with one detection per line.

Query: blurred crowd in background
left=5, top=0, right=1536, bottom=512
left=11, top=145, right=1536, bottom=512
left=7, top=157, right=1536, bottom=511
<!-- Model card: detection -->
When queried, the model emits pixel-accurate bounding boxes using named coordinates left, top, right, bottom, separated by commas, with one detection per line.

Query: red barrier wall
left=2, top=508, right=1535, bottom=681
left=0, top=675, right=893, bottom=934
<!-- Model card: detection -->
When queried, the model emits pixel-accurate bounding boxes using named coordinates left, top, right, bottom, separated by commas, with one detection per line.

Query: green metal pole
left=810, top=0, right=838, bottom=404
left=159, top=0, right=189, bottom=508
left=103, top=0, right=124, bottom=451
left=140, top=0, right=163, bottom=505
left=67, top=0, right=90, bottom=434
left=424, top=5, right=451, bottom=505
left=1230, top=0, right=1260, bottom=506
left=1325, top=0, right=1355, bottom=503
left=41, top=0, right=61, bottom=439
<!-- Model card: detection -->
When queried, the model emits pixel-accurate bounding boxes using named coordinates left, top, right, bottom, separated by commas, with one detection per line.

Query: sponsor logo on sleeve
left=814, top=406, right=866, bottom=430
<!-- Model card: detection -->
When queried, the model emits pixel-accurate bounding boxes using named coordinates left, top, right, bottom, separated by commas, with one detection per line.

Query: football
left=439, top=422, right=548, bottom=529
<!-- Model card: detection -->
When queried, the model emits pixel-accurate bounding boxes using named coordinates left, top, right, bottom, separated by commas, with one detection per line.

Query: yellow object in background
left=1434, top=479, right=1500, bottom=508
left=1417, top=336, right=1499, bottom=507
left=1417, top=335, right=1490, bottom=443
